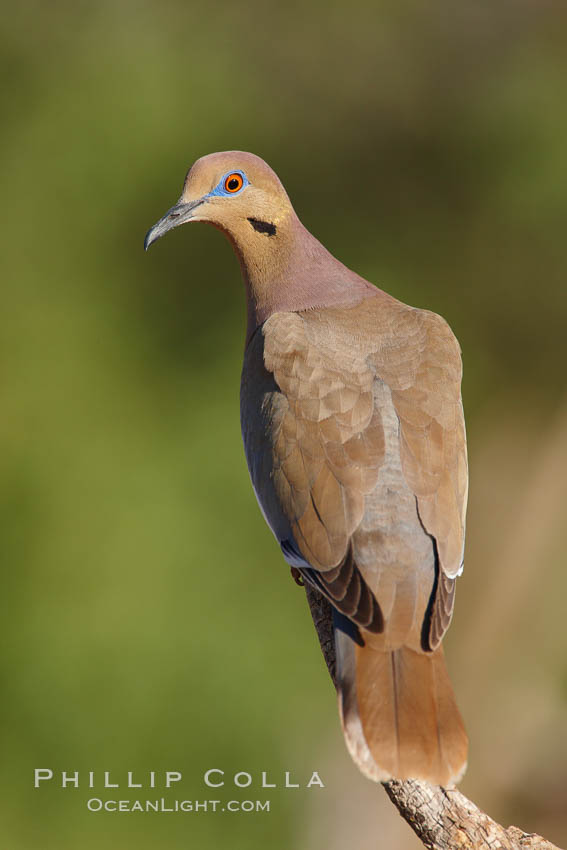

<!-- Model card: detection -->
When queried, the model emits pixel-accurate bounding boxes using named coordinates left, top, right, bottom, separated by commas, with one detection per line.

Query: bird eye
left=224, top=172, right=244, bottom=193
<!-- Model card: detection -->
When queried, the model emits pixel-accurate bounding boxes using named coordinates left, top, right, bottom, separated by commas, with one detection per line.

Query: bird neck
left=227, top=213, right=376, bottom=342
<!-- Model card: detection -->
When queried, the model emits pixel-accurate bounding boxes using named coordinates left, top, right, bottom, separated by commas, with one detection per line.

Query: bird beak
left=144, top=198, right=206, bottom=251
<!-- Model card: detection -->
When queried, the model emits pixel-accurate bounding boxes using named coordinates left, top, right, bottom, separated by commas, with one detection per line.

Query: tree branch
left=303, top=583, right=562, bottom=850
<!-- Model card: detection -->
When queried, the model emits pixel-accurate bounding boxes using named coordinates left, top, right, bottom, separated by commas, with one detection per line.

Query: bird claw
left=290, top=567, right=304, bottom=587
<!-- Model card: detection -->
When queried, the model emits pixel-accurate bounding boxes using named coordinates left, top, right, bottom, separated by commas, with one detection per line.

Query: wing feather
left=241, top=294, right=467, bottom=649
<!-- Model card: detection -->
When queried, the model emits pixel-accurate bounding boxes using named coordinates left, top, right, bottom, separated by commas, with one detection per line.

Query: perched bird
left=145, top=151, right=468, bottom=786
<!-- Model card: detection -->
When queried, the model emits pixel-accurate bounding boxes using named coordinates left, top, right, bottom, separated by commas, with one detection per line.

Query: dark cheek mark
left=247, top=218, right=277, bottom=237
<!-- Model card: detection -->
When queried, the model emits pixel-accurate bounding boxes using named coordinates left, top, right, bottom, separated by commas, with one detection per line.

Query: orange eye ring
left=224, top=172, right=244, bottom=193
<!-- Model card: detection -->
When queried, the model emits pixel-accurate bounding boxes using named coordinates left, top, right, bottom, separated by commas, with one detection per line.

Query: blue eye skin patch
left=207, top=170, right=249, bottom=198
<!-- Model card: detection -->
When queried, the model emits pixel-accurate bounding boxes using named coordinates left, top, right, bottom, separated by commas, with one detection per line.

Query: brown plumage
left=145, top=151, right=468, bottom=786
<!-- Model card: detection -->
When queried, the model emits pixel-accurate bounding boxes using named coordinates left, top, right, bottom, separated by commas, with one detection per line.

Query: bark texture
left=303, top=583, right=562, bottom=850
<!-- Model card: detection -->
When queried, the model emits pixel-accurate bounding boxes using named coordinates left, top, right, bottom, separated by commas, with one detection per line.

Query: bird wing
left=366, top=300, right=468, bottom=647
left=241, top=292, right=467, bottom=648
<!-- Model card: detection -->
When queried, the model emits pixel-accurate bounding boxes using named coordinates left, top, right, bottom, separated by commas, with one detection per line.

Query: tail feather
left=336, top=627, right=467, bottom=785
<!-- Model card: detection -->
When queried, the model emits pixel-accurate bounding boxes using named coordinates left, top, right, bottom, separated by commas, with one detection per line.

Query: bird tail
left=335, top=624, right=468, bottom=786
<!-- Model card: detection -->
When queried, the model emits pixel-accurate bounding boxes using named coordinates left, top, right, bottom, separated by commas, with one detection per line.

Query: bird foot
left=290, top=567, right=304, bottom=587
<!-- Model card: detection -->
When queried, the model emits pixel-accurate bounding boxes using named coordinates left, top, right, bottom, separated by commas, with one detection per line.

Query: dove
left=145, top=151, right=468, bottom=785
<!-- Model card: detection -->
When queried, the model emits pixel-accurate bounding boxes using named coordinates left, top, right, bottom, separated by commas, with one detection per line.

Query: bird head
left=144, top=151, right=293, bottom=254
left=144, top=150, right=373, bottom=332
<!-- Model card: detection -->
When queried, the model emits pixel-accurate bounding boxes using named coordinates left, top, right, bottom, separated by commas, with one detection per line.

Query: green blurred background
left=2, top=1, right=567, bottom=847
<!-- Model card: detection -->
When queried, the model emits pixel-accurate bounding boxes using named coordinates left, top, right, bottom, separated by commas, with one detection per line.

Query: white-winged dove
left=145, top=151, right=468, bottom=785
